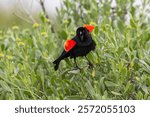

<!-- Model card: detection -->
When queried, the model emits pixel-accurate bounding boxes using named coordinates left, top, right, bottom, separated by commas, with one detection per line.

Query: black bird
left=53, top=25, right=96, bottom=70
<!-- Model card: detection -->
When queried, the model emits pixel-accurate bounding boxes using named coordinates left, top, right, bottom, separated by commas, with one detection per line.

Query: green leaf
left=111, top=91, right=122, bottom=96
left=105, top=81, right=118, bottom=87
left=0, top=80, right=12, bottom=92
left=39, top=12, right=45, bottom=23
left=85, top=80, right=96, bottom=98
left=136, top=91, right=143, bottom=99
left=60, top=30, right=68, bottom=40
left=68, top=69, right=80, bottom=74
left=141, top=84, right=149, bottom=94
left=1, top=44, right=5, bottom=51
left=64, top=95, right=84, bottom=100
left=94, top=26, right=98, bottom=35
left=139, top=60, right=150, bottom=74
left=130, top=19, right=137, bottom=29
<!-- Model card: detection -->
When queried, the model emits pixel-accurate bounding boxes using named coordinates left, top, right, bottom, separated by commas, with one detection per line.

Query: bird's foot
left=88, top=62, right=93, bottom=69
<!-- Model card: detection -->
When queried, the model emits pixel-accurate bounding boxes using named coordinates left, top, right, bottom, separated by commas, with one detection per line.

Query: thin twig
left=20, top=1, right=36, bottom=23
left=39, top=0, right=55, bottom=33
left=39, top=0, right=49, bottom=19
left=13, top=12, right=32, bottom=24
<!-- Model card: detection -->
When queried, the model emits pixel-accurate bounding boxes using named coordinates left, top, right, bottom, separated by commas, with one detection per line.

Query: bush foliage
left=0, top=0, right=150, bottom=99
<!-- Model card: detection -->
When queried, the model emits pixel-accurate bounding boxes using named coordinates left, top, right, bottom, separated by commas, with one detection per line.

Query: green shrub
left=0, top=0, right=149, bottom=99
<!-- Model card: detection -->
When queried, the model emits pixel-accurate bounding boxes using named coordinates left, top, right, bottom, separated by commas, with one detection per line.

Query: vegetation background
left=0, top=0, right=150, bottom=100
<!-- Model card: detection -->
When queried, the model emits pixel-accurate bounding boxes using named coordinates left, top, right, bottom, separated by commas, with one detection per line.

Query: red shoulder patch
left=64, top=39, right=76, bottom=52
left=84, top=25, right=95, bottom=32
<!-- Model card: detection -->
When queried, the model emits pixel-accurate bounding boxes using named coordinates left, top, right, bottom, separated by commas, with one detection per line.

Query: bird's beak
left=81, top=35, right=84, bottom=41
left=84, top=25, right=95, bottom=32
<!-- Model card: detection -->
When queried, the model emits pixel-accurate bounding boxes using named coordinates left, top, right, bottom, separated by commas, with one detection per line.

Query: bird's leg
left=74, top=58, right=81, bottom=69
left=85, top=56, right=93, bottom=68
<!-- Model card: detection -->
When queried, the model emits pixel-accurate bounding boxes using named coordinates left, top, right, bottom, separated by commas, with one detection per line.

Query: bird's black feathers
left=53, top=26, right=96, bottom=70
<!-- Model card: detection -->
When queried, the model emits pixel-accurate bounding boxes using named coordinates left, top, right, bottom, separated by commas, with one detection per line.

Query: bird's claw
left=88, top=62, right=93, bottom=69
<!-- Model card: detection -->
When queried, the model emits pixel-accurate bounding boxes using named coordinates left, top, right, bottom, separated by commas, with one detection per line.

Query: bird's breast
left=69, top=40, right=96, bottom=58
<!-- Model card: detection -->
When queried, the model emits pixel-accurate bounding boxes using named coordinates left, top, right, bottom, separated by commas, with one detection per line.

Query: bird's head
left=76, top=27, right=87, bottom=42
left=76, top=25, right=94, bottom=42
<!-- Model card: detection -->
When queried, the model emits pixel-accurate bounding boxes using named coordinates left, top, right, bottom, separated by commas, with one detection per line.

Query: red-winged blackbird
left=53, top=25, right=96, bottom=70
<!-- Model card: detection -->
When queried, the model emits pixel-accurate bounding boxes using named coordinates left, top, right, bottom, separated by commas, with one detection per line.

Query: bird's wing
left=64, top=39, right=76, bottom=52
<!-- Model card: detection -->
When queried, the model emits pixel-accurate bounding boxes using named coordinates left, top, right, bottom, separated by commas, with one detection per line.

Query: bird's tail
left=53, top=58, right=61, bottom=71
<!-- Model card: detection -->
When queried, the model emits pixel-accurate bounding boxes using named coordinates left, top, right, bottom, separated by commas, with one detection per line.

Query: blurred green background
left=0, top=0, right=60, bottom=28
left=0, top=0, right=150, bottom=100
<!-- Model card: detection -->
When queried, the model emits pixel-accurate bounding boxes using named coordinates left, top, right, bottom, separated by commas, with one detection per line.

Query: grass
left=0, top=0, right=150, bottom=100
